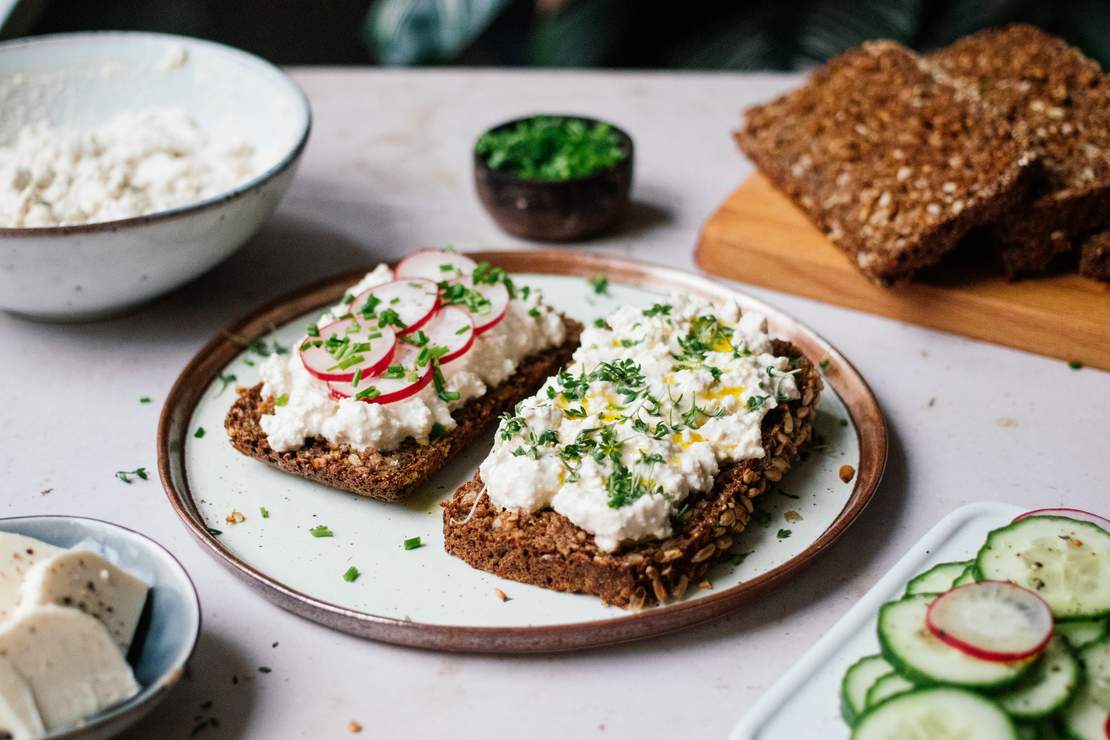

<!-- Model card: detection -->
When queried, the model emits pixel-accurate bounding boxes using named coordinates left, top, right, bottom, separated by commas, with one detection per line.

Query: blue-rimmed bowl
left=0, top=516, right=200, bottom=739
left=0, top=32, right=311, bottom=321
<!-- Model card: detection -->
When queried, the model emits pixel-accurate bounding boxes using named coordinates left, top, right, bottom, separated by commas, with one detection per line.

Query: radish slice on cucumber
left=395, top=249, right=477, bottom=281
left=300, top=319, right=396, bottom=383
left=351, top=278, right=440, bottom=336
left=1014, top=508, right=1110, bottom=533
left=977, top=516, right=1110, bottom=620
left=926, top=581, right=1054, bottom=662
left=328, top=343, right=431, bottom=404
left=421, top=306, right=475, bottom=365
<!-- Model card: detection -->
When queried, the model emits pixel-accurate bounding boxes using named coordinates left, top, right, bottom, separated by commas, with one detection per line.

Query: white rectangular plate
left=730, top=501, right=1024, bottom=740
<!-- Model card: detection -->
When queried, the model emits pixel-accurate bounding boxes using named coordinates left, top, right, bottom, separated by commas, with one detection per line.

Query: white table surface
left=1, top=68, right=1106, bottom=740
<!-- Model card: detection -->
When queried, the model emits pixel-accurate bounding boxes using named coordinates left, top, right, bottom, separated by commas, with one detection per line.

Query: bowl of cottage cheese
left=0, top=32, right=311, bottom=320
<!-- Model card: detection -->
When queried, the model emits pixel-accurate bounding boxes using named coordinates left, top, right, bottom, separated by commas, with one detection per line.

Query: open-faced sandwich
left=443, top=292, right=822, bottom=607
left=226, top=249, right=581, bottom=502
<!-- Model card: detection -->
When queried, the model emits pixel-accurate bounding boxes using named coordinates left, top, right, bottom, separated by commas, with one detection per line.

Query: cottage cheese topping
left=0, top=108, right=258, bottom=228
left=259, top=265, right=565, bottom=453
left=480, top=293, right=799, bottom=552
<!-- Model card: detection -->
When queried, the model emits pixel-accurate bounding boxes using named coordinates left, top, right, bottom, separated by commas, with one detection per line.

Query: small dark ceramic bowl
left=474, top=115, right=634, bottom=241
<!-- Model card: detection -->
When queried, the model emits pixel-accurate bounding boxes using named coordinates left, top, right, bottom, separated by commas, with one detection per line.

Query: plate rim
left=157, top=249, right=887, bottom=653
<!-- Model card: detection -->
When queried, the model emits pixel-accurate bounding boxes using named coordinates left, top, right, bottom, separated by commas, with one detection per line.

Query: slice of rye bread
left=930, top=24, right=1110, bottom=277
left=735, top=41, right=1034, bottom=285
left=1079, top=231, right=1110, bottom=282
left=225, top=318, right=582, bottom=503
left=442, top=340, right=822, bottom=608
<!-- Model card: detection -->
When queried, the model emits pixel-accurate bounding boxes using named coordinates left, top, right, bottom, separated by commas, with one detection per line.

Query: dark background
left=11, top=0, right=1110, bottom=69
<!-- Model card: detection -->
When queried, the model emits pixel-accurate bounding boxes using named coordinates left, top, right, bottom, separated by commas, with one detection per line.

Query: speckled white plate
left=158, top=251, right=886, bottom=652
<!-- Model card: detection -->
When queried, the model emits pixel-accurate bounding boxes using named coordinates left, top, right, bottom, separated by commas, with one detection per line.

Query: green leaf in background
left=364, top=0, right=514, bottom=65
left=528, top=0, right=628, bottom=67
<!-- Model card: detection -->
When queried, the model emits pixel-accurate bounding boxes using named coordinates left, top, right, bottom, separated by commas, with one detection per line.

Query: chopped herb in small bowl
left=474, top=115, right=634, bottom=241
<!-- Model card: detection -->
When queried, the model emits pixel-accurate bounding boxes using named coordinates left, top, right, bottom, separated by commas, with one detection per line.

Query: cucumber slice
left=952, top=563, right=980, bottom=587
left=977, top=516, right=1110, bottom=620
left=851, top=687, right=1017, bottom=740
left=865, top=672, right=916, bottom=709
left=995, top=636, right=1080, bottom=720
left=1057, top=620, right=1109, bottom=650
left=1016, top=719, right=1062, bottom=740
left=905, top=561, right=972, bottom=597
left=1080, top=637, right=1110, bottom=712
left=879, top=594, right=1034, bottom=689
left=1062, top=637, right=1110, bottom=740
left=842, top=654, right=894, bottom=725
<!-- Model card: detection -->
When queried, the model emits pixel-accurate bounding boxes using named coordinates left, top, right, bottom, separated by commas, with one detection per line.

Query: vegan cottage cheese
left=480, top=294, right=800, bottom=552
left=259, top=265, right=566, bottom=453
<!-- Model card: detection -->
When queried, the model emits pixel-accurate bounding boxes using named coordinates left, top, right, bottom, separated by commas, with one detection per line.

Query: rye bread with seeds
left=1079, top=231, right=1110, bottom=282
left=441, top=340, right=822, bottom=608
left=930, top=24, right=1110, bottom=277
left=735, top=40, right=1034, bottom=285
left=225, top=318, right=582, bottom=503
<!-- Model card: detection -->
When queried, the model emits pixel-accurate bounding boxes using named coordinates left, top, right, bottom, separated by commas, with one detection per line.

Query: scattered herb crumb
left=272, top=641, right=279, bottom=648
left=115, top=467, right=148, bottom=484
left=589, top=275, right=610, bottom=295
left=139, top=396, right=151, bottom=404
left=274, top=393, right=289, bottom=407
left=1068, top=360, right=1083, bottom=370
left=698, top=579, right=713, bottom=591
left=784, top=510, right=802, bottom=522
left=593, top=317, right=606, bottom=328
left=225, top=510, right=245, bottom=525
left=215, top=371, right=237, bottom=396
left=776, top=489, right=799, bottom=500
left=403, top=536, right=422, bottom=550
left=777, top=529, right=792, bottom=540
left=342, top=566, right=360, bottom=583
left=257, top=666, right=272, bottom=674
left=839, top=464, right=856, bottom=483
left=348, top=720, right=363, bottom=734
left=728, top=550, right=753, bottom=566
left=260, top=507, right=270, bottom=519
left=839, top=419, right=849, bottom=428
left=206, top=527, right=223, bottom=536
left=818, top=357, right=830, bottom=373
left=309, top=525, right=334, bottom=538
left=495, top=588, right=510, bottom=602
left=194, top=426, right=206, bottom=438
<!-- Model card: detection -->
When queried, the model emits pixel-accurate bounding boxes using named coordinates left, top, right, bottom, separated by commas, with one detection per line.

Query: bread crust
left=442, top=340, right=823, bottom=608
left=735, top=41, right=1033, bottom=285
left=225, top=319, right=582, bottom=502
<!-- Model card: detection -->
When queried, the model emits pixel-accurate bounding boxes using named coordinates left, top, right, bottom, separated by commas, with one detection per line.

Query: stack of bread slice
left=736, top=24, right=1110, bottom=284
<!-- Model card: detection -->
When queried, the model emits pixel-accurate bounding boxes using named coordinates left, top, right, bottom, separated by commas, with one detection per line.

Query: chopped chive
left=139, top=396, right=151, bottom=404
left=352, top=368, right=363, bottom=388
left=206, top=527, right=223, bottom=536
left=383, top=365, right=405, bottom=379
left=194, top=426, right=206, bottom=438
left=355, top=386, right=380, bottom=401
left=403, top=536, right=422, bottom=550
left=309, top=525, right=334, bottom=538
left=306, top=323, right=320, bottom=337
left=274, top=393, right=289, bottom=407
left=593, top=317, right=606, bottom=328
left=215, top=371, right=237, bottom=397
left=528, top=307, right=541, bottom=318
left=588, top=275, right=610, bottom=295
left=818, top=358, right=830, bottom=372
left=839, top=418, right=849, bottom=428
left=728, top=550, right=753, bottom=566
left=1068, top=360, right=1083, bottom=370
left=430, top=422, right=448, bottom=439
left=455, top=324, right=471, bottom=335
left=776, top=529, right=792, bottom=540
left=260, top=507, right=270, bottom=519
left=342, top=566, right=360, bottom=582
left=115, top=467, right=148, bottom=484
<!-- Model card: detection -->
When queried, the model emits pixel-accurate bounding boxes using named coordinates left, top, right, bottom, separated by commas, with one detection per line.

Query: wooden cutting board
left=695, top=174, right=1110, bottom=371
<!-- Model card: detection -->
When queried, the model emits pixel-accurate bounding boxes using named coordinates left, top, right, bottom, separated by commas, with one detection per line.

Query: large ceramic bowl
left=0, top=515, right=201, bottom=739
left=0, top=32, right=311, bottom=321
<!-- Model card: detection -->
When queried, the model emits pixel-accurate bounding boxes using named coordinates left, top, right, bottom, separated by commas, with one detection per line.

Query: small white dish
left=0, top=31, right=311, bottom=321
left=729, top=501, right=1024, bottom=740
left=0, top=515, right=201, bottom=740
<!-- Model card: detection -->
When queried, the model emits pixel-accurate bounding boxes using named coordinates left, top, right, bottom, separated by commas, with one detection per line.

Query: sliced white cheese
left=20, top=550, right=149, bottom=655
left=0, top=534, right=62, bottom=622
left=0, top=605, right=139, bottom=732
left=0, top=654, right=45, bottom=740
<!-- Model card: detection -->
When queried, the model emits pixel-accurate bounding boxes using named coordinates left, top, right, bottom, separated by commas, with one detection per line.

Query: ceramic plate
left=158, top=251, right=886, bottom=652
left=729, top=502, right=1025, bottom=740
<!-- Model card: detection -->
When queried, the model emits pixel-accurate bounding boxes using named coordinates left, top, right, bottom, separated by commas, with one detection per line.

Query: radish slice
left=395, top=249, right=477, bottom=282
left=300, top=318, right=396, bottom=382
left=328, top=342, right=431, bottom=404
left=421, top=306, right=475, bottom=365
left=1014, top=508, right=1110, bottom=533
left=926, top=581, right=1054, bottom=662
left=447, top=280, right=510, bottom=335
left=351, top=278, right=440, bottom=336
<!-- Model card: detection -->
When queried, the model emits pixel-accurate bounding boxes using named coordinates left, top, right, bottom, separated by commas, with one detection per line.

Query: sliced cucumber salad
left=839, top=511, right=1109, bottom=736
